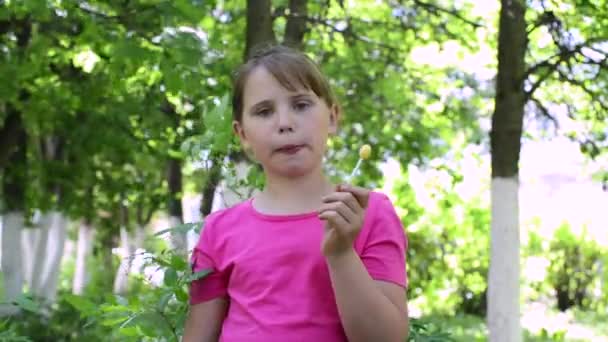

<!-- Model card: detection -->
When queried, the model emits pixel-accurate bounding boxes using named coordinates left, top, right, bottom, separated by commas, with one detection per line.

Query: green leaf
left=164, top=268, right=178, bottom=287
left=14, top=295, right=38, bottom=313
left=154, top=222, right=200, bottom=237
left=170, top=254, right=188, bottom=271
left=188, top=269, right=212, bottom=282
left=131, top=311, right=172, bottom=337
left=64, top=294, right=97, bottom=317
left=157, top=292, right=173, bottom=312
left=175, top=287, right=189, bottom=302
left=119, top=313, right=139, bottom=329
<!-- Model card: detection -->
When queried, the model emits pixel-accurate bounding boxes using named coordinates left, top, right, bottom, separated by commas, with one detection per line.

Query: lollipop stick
left=346, top=159, right=362, bottom=183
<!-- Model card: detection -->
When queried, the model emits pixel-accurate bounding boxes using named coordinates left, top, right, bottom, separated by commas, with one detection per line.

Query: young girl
left=183, top=45, right=409, bottom=342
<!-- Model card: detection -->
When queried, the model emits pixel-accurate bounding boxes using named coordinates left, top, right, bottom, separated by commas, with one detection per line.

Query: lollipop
left=346, top=144, right=372, bottom=182
left=359, top=144, right=371, bottom=160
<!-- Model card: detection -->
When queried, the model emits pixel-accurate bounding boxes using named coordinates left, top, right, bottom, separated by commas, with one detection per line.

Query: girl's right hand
left=318, top=184, right=370, bottom=258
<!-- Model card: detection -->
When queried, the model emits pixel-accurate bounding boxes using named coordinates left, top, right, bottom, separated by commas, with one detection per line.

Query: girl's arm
left=319, top=186, right=408, bottom=342
left=182, top=297, right=228, bottom=342
left=327, top=249, right=408, bottom=342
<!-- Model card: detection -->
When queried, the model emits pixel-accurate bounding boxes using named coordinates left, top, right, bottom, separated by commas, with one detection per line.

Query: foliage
left=396, top=165, right=490, bottom=317
left=546, top=223, right=605, bottom=312
left=0, top=321, right=32, bottom=342
left=523, top=1, right=608, bottom=161
left=408, top=318, right=455, bottom=342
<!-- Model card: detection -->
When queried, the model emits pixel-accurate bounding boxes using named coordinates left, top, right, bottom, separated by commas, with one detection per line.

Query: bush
left=547, top=223, right=605, bottom=312
left=397, top=176, right=490, bottom=317
left=408, top=318, right=455, bottom=341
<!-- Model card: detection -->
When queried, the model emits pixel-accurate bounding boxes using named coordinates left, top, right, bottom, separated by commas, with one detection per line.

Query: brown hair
left=231, top=45, right=337, bottom=123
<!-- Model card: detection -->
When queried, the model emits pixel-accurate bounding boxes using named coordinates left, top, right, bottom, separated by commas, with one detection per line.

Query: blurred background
left=0, top=1, right=606, bottom=341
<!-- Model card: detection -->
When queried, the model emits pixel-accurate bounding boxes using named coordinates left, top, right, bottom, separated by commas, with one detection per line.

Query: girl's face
left=233, top=66, right=339, bottom=179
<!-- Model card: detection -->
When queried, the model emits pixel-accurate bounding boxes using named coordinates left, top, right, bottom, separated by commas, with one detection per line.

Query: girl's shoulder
left=200, top=199, right=253, bottom=232
left=366, top=190, right=397, bottom=212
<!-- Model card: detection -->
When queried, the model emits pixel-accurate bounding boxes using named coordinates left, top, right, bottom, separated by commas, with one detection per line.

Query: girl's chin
left=268, top=163, right=319, bottom=178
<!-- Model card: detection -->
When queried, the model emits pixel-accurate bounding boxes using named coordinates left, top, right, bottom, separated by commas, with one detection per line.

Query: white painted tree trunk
left=113, top=227, right=132, bottom=295
left=30, top=215, right=50, bottom=296
left=73, top=222, right=95, bottom=295
left=212, top=161, right=255, bottom=211
left=39, top=212, right=67, bottom=303
left=21, top=227, right=38, bottom=288
left=488, top=177, right=522, bottom=342
left=134, top=225, right=145, bottom=252
left=113, top=225, right=145, bottom=294
left=0, top=212, right=24, bottom=316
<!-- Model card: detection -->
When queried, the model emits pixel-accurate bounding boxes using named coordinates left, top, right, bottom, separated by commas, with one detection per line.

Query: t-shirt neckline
left=246, top=197, right=320, bottom=222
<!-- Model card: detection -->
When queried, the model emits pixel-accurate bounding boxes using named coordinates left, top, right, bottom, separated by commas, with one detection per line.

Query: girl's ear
left=233, top=120, right=250, bottom=150
left=328, top=104, right=341, bottom=135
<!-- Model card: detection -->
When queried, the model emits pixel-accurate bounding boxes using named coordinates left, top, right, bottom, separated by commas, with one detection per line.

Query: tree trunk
left=30, top=215, right=50, bottom=296
left=21, top=226, right=38, bottom=288
left=113, top=226, right=132, bottom=295
left=0, top=110, right=27, bottom=316
left=284, top=0, right=308, bottom=50
left=97, top=231, right=115, bottom=292
left=488, top=1, right=527, bottom=341
left=30, top=136, right=67, bottom=303
left=167, top=157, right=186, bottom=256
left=0, top=212, right=24, bottom=316
left=200, top=154, right=222, bottom=217
left=73, top=220, right=95, bottom=295
left=245, top=0, right=276, bottom=59
left=39, top=211, right=67, bottom=303
left=113, top=223, right=146, bottom=295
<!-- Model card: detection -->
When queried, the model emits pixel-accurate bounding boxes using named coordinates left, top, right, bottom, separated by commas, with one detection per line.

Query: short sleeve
left=189, top=218, right=230, bottom=304
left=360, top=194, right=408, bottom=288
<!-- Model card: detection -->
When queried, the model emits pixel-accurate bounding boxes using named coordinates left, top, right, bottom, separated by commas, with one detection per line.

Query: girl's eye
left=294, top=101, right=311, bottom=111
left=256, top=108, right=271, bottom=116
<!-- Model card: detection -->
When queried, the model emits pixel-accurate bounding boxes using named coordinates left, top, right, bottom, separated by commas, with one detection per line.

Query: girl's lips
left=276, top=144, right=305, bottom=154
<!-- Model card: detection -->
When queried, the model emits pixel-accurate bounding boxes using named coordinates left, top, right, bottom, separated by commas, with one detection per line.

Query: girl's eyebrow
left=249, top=99, right=272, bottom=113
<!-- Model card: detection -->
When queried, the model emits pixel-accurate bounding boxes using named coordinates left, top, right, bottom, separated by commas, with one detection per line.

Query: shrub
left=547, top=223, right=604, bottom=312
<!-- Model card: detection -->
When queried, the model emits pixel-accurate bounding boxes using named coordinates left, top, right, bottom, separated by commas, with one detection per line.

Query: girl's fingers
left=318, top=210, right=350, bottom=236
left=337, top=184, right=370, bottom=208
left=318, top=201, right=357, bottom=224
left=322, top=190, right=361, bottom=214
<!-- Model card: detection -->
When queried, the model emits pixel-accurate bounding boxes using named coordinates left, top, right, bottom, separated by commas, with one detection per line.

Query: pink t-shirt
left=189, top=191, right=408, bottom=342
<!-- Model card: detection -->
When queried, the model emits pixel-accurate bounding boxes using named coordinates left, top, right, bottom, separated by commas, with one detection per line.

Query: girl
left=183, top=45, right=409, bottom=342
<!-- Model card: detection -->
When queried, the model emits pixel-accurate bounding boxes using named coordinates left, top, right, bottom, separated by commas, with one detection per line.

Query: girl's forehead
left=245, top=65, right=312, bottom=93
left=244, top=67, right=314, bottom=99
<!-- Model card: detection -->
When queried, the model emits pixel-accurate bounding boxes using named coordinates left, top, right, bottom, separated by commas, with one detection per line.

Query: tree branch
left=410, top=0, right=483, bottom=28
left=525, top=46, right=581, bottom=78
left=556, top=68, right=608, bottom=112
left=284, top=13, right=404, bottom=52
left=530, top=96, right=558, bottom=130
left=77, top=3, right=120, bottom=20
left=523, top=37, right=608, bottom=100
left=525, top=68, right=553, bottom=101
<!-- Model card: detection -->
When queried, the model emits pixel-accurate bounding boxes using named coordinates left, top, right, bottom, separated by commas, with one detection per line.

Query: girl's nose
left=277, top=109, right=295, bottom=134
left=279, top=126, right=294, bottom=133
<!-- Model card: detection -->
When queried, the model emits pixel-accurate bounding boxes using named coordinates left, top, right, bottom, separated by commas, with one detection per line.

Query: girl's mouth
left=276, top=144, right=305, bottom=154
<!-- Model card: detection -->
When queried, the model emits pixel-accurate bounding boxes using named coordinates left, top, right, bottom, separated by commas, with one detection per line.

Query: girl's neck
left=255, top=167, right=335, bottom=215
